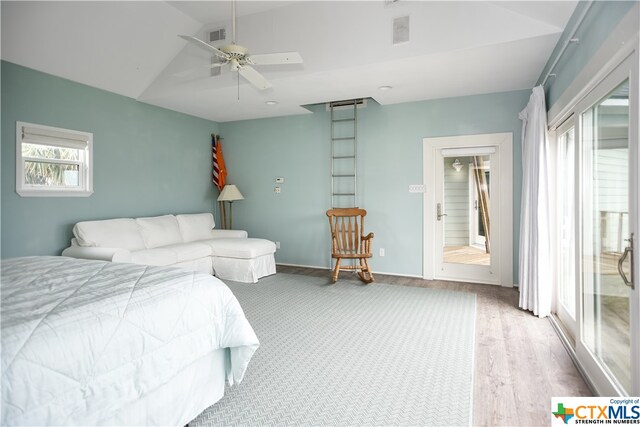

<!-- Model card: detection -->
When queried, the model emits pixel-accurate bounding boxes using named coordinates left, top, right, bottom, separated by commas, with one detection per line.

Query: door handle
left=437, top=203, right=447, bottom=221
left=617, top=233, right=634, bottom=289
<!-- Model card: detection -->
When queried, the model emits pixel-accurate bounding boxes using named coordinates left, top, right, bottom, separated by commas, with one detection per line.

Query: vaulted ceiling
left=1, top=1, right=577, bottom=122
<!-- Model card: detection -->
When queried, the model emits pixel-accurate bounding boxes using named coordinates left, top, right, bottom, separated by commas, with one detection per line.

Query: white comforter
left=1, top=256, right=259, bottom=425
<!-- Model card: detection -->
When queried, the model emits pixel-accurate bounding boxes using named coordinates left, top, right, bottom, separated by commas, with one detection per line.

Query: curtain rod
left=541, top=0, right=595, bottom=87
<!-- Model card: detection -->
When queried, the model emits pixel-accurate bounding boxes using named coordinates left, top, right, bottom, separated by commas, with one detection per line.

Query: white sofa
left=61, top=213, right=276, bottom=283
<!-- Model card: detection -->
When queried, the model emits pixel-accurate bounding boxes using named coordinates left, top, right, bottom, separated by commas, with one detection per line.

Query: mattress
left=1, top=256, right=259, bottom=425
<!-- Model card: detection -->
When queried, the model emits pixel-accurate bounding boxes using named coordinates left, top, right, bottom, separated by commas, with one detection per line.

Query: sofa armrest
left=210, top=229, right=248, bottom=239
left=61, top=246, right=132, bottom=263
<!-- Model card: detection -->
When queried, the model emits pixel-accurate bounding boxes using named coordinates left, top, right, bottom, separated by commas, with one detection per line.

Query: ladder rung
left=331, top=137, right=355, bottom=141
left=332, top=118, right=355, bottom=123
left=332, top=155, right=355, bottom=159
left=332, top=193, right=356, bottom=196
left=332, top=174, right=355, bottom=177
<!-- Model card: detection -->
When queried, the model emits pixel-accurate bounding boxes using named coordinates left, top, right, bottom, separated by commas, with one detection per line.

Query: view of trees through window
left=22, top=143, right=81, bottom=186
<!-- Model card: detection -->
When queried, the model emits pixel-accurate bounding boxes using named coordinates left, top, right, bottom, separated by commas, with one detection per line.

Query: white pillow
left=73, top=218, right=146, bottom=251
left=136, top=215, right=183, bottom=249
left=176, top=213, right=216, bottom=243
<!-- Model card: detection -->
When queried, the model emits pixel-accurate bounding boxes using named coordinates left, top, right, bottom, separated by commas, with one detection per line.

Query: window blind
left=21, top=125, right=89, bottom=150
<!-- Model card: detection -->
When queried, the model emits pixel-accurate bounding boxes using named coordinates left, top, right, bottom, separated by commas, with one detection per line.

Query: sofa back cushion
left=73, top=218, right=146, bottom=251
left=176, top=213, right=216, bottom=243
left=136, top=215, right=183, bottom=249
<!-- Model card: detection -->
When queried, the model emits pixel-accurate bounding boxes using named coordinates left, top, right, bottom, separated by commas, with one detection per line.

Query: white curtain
left=518, top=85, right=552, bottom=318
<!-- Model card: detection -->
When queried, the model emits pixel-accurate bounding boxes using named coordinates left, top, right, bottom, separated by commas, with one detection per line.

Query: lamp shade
left=217, top=184, right=244, bottom=202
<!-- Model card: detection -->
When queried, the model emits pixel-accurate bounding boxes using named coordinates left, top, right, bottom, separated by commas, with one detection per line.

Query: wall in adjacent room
left=1, top=61, right=220, bottom=258
left=219, top=90, right=529, bottom=278
left=538, top=1, right=636, bottom=109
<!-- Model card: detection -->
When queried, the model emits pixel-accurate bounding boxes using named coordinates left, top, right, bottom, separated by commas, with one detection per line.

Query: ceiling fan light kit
left=178, top=0, right=302, bottom=93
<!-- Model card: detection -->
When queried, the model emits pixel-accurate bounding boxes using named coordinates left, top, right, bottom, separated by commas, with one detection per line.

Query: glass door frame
left=567, top=51, right=639, bottom=396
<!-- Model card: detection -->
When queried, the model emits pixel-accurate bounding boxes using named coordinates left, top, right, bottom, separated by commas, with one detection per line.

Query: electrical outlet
left=274, top=186, right=281, bottom=193
left=379, top=248, right=385, bottom=257
left=409, top=184, right=425, bottom=193
left=276, top=241, right=281, bottom=249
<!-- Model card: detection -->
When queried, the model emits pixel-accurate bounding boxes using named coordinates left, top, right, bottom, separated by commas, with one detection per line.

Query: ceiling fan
left=179, top=0, right=303, bottom=91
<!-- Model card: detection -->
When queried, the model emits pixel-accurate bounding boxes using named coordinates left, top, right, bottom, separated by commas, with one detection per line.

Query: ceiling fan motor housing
left=221, top=44, right=249, bottom=61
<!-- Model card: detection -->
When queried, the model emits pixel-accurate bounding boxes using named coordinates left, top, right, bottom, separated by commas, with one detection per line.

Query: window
left=16, top=121, right=93, bottom=197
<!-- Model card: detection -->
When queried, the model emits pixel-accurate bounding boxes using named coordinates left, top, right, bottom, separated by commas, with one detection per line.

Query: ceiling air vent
left=326, top=98, right=367, bottom=111
left=209, top=28, right=226, bottom=43
left=392, top=16, right=410, bottom=45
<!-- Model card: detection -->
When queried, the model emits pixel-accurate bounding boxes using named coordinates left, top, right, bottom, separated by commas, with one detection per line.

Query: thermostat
left=275, top=177, right=285, bottom=184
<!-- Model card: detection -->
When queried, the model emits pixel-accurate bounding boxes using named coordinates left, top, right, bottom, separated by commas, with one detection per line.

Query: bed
left=1, top=256, right=259, bottom=426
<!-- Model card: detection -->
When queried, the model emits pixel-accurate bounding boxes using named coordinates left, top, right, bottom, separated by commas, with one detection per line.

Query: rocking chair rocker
left=326, top=208, right=375, bottom=284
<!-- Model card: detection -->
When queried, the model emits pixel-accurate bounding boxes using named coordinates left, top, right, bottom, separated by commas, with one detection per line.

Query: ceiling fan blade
left=238, top=66, right=272, bottom=90
left=179, top=35, right=229, bottom=60
left=249, top=52, right=303, bottom=66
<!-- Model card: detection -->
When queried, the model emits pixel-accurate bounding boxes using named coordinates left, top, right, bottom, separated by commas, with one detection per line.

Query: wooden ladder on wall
left=472, top=156, right=490, bottom=253
left=330, top=99, right=361, bottom=208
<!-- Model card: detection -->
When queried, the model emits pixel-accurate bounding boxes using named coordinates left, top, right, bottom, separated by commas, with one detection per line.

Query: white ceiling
left=1, top=1, right=577, bottom=123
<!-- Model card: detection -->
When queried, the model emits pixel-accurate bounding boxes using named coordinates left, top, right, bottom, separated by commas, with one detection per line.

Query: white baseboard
left=277, top=262, right=329, bottom=270
left=374, top=270, right=422, bottom=278
left=276, top=262, right=422, bottom=279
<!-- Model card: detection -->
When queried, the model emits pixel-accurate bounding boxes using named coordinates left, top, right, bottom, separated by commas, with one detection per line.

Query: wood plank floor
left=276, top=264, right=593, bottom=426
left=444, top=245, right=490, bottom=265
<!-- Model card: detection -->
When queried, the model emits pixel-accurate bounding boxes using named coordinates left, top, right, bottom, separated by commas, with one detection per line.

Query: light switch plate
left=409, top=184, right=425, bottom=193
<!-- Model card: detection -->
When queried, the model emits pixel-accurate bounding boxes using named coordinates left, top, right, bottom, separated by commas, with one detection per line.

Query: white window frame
left=16, top=121, right=93, bottom=197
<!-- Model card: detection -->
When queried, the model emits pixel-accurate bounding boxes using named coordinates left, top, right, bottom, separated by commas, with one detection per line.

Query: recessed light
left=265, top=101, right=278, bottom=105
left=378, top=85, right=393, bottom=91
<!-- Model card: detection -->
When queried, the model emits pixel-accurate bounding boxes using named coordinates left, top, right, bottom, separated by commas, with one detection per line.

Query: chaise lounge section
left=61, top=213, right=276, bottom=283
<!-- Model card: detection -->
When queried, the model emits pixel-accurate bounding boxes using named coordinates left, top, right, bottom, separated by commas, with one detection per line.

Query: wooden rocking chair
left=326, top=208, right=374, bottom=284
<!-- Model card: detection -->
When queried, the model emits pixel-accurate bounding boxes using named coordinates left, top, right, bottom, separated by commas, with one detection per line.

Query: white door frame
left=423, top=132, right=513, bottom=287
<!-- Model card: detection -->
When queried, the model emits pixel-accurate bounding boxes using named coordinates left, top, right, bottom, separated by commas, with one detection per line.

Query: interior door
left=424, top=133, right=513, bottom=287
left=434, top=147, right=498, bottom=285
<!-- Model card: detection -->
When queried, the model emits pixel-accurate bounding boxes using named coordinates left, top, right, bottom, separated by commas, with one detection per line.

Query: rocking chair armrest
left=361, top=232, right=374, bottom=241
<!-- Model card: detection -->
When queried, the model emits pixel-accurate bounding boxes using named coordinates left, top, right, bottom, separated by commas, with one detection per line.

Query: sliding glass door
left=556, top=124, right=577, bottom=339
left=580, top=79, right=632, bottom=394
left=553, top=52, right=638, bottom=396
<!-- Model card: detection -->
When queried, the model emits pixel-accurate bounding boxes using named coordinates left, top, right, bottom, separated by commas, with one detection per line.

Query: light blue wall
left=1, top=61, right=219, bottom=258
left=538, top=0, right=635, bottom=108
left=220, top=91, right=529, bottom=278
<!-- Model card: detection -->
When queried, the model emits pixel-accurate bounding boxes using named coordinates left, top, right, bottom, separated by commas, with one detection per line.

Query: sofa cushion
left=136, top=215, right=183, bottom=249
left=203, top=238, right=276, bottom=259
left=176, top=213, right=216, bottom=243
left=164, top=242, right=212, bottom=262
left=73, top=218, right=146, bottom=251
left=130, top=248, right=178, bottom=266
